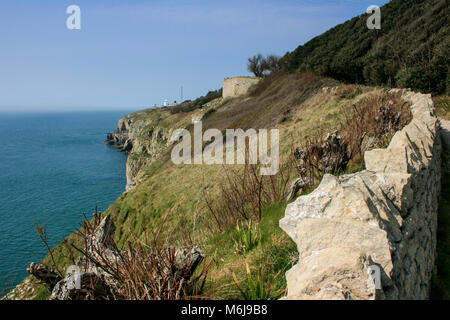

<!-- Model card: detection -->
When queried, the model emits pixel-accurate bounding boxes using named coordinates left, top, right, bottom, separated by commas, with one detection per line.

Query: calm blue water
left=0, top=111, right=128, bottom=292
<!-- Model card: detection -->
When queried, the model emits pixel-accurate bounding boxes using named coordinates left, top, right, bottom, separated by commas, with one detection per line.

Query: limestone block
left=280, top=91, right=441, bottom=300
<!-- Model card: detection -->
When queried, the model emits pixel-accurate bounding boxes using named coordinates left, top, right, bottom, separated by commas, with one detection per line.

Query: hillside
left=280, top=0, right=449, bottom=95
left=5, top=71, right=418, bottom=299
left=4, top=0, right=449, bottom=300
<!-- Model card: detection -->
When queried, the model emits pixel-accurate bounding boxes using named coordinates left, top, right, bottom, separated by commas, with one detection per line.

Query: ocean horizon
left=0, top=110, right=129, bottom=292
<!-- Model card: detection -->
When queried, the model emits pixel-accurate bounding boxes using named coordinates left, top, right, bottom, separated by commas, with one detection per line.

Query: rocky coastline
left=105, top=111, right=174, bottom=192
left=105, top=117, right=133, bottom=152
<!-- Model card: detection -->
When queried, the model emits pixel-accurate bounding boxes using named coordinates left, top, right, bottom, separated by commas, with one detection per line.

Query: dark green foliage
left=170, top=89, right=222, bottom=114
left=280, top=0, right=449, bottom=94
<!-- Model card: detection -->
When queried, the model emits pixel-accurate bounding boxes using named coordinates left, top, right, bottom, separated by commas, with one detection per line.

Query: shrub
left=247, top=54, right=280, bottom=77
left=203, top=163, right=294, bottom=232
left=290, top=91, right=413, bottom=192
left=233, top=221, right=261, bottom=254
left=170, top=89, right=222, bottom=115
left=341, top=92, right=412, bottom=159
left=36, top=208, right=213, bottom=300
left=434, top=95, right=450, bottom=120
left=280, top=0, right=449, bottom=94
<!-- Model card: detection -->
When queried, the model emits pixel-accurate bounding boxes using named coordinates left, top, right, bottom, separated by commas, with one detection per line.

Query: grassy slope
left=4, top=1, right=447, bottom=300
left=27, top=72, right=400, bottom=300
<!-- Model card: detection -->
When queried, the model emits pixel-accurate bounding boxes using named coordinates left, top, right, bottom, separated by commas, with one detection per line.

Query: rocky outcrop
left=124, top=127, right=173, bottom=191
left=106, top=113, right=174, bottom=191
left=280, top=90, right=442, bottom=300
left=107, top=99, right=223, bottom=192
left=105, top=117, right=133, bottom=152
left=26, top=263, right=62, bottom=290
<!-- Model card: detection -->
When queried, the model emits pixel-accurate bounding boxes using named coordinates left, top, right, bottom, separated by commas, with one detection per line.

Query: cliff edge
left=106, top=98, right=223, bottom=191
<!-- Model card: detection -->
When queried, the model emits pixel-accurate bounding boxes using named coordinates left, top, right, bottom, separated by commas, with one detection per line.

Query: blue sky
left=0, top=0, right=389, bottom=111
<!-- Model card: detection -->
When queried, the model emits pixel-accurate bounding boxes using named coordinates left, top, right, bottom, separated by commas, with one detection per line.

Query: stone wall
left=279, top=91, right=442, bottom=300
left=223, top=77, right=260, bottom=99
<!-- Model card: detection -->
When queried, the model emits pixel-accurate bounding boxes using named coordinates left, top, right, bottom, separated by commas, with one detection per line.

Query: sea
left=0, top=110, right=129, bottom=293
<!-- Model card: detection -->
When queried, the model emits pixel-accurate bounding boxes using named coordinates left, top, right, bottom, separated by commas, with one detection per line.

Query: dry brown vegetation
left=34, top=208, right=213, bottom=300
left=203, top=163, right=294, bottom=232
left=203, top=90, right=413, bottom=234
left=203, top=71, right=339, bottom=130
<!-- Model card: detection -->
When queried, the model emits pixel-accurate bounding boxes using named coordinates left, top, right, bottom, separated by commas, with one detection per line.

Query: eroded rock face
left=105, top=118, right=133, bottom=152
left=105, top=114, right=174, bottom=191
left=50, top=272, right=110, bottom=300
left=280, top=91, right=442, bottom=300
left=26, top=263, right=62, bottom=290
left=106, top=98, right=224, bottom=192
left=124, top=126, right=172, bottom=191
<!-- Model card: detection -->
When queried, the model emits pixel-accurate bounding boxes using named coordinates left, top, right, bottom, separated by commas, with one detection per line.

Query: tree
left=279, top=0, right=449, bottom=94
left=247, top=54, right=280, bottom=77
left=247, top=54, right=264, bottom=77
left=264, top=55, right=281, bottom=72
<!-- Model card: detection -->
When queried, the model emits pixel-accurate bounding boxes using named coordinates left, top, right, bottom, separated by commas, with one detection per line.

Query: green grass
left=340, top=155, right=365, bottom=175
left=232, top=260, right=284, bottom=300
left=431, top=139, right=450, bottom=299
left=204, top=203, right=296, bottom=300
left=33, top=285, right=51, bottom=300
left=234, top=204, right=297, bottom=300
left=19, top=72, right=412, bottom=300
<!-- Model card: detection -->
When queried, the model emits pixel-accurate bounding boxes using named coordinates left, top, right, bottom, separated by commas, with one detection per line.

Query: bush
left=170, top=89, right=222, bottom=114
left=203, top=163, right=294, bottom=232
left=290, top=91, right=413, bottom=192
left=36, top=209, right=213, bottom=300
left=280, top=0, right=449, bottom=94
left=233, top=221, right=261, bottom=254
left=247, top=54, right=280, bottom=77
left=434, top=96, right=450, bottom=120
